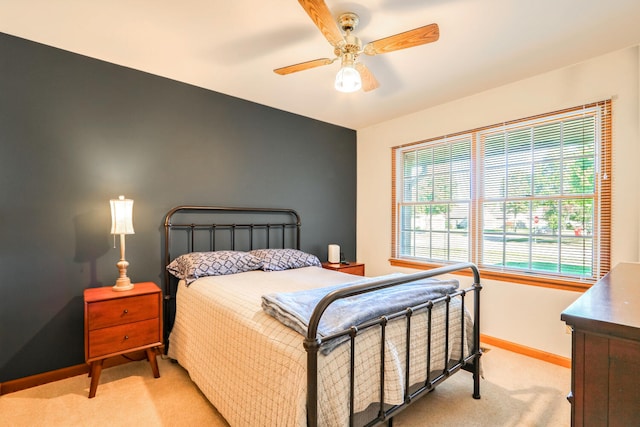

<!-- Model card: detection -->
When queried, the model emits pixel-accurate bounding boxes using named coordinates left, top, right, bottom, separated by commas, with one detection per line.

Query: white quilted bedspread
left=167, top=266, right=471, bottom=427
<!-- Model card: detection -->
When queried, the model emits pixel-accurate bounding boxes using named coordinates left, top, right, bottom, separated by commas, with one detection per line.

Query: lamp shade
left=334, top=65, right=362, bottom=93
left=110, top=195, right=134, bottom=235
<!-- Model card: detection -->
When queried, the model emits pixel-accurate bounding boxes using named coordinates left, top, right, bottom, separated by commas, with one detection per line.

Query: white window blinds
left=392, top=100, right=611, bottom=287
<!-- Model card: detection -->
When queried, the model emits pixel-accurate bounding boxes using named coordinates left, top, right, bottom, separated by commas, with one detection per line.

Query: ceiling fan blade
left=355, top=63, right=380, bottom=92
left=363, top=23, right=439, bottom=56
left=274, top=58, right=334, bottom=75
left=298, top=0, right=344, bottom=47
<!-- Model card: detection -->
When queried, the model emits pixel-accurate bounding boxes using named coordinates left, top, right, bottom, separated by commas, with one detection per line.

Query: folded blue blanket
left=262, top=274, right=459, bottom=354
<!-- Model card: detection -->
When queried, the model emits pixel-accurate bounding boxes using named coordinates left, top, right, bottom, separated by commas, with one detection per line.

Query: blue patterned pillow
left=249, top=249, right=321, bottom=272
left=167, top=251, right=263, bottom=285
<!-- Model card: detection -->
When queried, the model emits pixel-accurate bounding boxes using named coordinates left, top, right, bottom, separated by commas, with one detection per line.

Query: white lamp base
left=113, top=239, right=133, bottom=292
left=113, top=277, right=134, bottom=292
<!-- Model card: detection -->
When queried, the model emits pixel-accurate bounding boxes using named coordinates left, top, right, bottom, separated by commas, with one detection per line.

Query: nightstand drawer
left=88, top=318, right=160, bottom=359
left=87, top=294, right=159, bottom=330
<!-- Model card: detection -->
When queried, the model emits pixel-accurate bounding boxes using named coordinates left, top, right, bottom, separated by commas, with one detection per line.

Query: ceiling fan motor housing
left=336, top=33, right=362, bottom=58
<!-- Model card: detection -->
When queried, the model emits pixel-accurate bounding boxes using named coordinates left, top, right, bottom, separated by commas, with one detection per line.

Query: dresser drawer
left=87, top=294, right=158, bottom=330
left=88, top=318, right=161, bottom=359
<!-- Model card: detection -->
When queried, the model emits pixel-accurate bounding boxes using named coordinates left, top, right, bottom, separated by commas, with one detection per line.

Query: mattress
left=167, top=266, right=471, bottom=427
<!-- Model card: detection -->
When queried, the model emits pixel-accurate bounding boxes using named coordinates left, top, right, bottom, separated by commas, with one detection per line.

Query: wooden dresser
left=84, top=282, right=163, bottom=398
left=561, top=262, right=640, bottom=426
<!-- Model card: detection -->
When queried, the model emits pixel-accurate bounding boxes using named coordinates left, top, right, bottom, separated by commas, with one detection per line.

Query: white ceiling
left=2, top=0, right=640, bottom=130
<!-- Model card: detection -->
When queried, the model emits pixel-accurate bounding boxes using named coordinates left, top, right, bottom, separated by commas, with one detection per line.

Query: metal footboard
left=304, top=262, right=482, bottom=427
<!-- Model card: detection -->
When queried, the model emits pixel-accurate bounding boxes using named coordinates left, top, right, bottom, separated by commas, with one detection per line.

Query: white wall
left=357, top=46, right=640, bottom=359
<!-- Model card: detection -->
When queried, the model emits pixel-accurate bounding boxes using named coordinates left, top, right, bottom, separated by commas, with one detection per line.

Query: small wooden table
left=84, top=282, right=163, bottom=398
left=322, top=261, right=365, bottom=276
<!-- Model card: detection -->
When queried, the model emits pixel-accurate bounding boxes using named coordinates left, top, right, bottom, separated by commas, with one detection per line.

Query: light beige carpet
left=0, top=346, right=570, bottom=426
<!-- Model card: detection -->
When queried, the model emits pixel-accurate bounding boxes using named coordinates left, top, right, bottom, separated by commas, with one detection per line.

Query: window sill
left=389, top=258, right=592, bottom=292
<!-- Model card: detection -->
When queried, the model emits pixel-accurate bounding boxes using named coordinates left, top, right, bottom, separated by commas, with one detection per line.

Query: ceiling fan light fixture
left=334, top=64, right=361, bottom=93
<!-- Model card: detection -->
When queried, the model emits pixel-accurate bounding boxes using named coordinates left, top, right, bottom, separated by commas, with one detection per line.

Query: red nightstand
left=84, top=282, right=162, bottom=398
left=322, top=262, right=365, bottom=276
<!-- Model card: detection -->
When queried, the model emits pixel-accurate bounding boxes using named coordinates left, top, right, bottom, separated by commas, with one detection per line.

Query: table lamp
left=110, top=195, right=134, bottom=291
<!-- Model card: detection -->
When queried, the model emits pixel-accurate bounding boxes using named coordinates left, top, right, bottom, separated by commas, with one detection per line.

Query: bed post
left=304, top=336, right=320, bottom=427
left=471, top=266, right=482, bottom=399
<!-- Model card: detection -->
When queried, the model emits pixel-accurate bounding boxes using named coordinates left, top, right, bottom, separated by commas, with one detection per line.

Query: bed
left=163, top=206, right=482, bottom=427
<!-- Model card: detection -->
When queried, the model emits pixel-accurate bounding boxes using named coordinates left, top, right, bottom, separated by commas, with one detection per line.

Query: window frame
left=391, top=101, right=612, bottom=292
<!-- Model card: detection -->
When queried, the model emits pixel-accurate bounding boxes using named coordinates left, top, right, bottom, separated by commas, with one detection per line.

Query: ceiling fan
left=274, top=0, right=440, bottom=93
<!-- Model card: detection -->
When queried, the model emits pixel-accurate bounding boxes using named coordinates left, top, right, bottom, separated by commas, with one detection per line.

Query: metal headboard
left=162, top=206, right=301, bottom=343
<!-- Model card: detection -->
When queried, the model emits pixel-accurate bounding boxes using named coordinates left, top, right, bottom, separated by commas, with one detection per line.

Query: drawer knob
left=123, top=309, right=128, bottom=314
left=124, top=335, right=129, bottom=340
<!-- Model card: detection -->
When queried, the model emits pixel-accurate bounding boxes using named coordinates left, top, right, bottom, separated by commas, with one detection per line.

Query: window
left=392, top=101, right=611, bottom=289
left=397, top=135, right=472, bottom=262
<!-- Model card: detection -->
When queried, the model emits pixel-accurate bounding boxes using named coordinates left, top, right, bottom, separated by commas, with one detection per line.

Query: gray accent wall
left=0, top=32, right=357, bottom=382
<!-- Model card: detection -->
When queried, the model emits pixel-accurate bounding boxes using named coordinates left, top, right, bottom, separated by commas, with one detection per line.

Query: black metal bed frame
left=163, top=206, right=482, bottom=427
left=163, top=205, right=301, bottom=340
